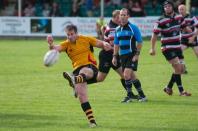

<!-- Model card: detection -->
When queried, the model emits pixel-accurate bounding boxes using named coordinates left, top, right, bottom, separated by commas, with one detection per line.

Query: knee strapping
left=75, top=73, right=87, bottom=83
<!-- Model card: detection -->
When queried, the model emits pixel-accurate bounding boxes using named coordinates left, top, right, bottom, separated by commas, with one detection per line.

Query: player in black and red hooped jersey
left=150, top=0, right=191, bottom=96
left=178, top=4, right=198, bottom=73
left=97, top=10, right=138, bottom=102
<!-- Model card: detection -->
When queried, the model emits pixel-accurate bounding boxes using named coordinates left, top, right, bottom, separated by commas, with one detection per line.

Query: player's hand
left=188, top=36, right=195, bottom=44
left=47, top=35, right=54, bottom=45
left=112, top=57, right=117, bottom=66
left=132, top=55, right=139, bottom=61
left=103, top=41, right=112, bottom=51
left=149, top=48, right=156, bottom=56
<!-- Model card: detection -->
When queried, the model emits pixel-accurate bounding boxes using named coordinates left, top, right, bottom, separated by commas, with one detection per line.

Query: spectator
left=112, top=0, right=121, bottom=7
left=85, top=0, right=93, bottom=17
left=69, top=2, right=82, bottom=16
left=128, top=0, right=145, bottom=17
left=23, top=2, right=35, bottom=16
left=140, top=0, right=148, bottom=6
left=121, top=0, right=129, bottom=8
left=49, top=2, right=62, bottom=17
left=144, top=0, right=162, bottom=16
left=151, top=0, right=160, bottom=8
left=42, top=2, right=51, bottom=17
left=93, top=0, right=100, bottom=8
left=1, top=0, right=17, bottom=16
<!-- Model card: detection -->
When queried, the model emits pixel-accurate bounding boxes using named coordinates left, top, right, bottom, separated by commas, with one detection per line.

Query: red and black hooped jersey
left=103, top=20, right=119, bottom=46
left=181, top=14, right=198, bottom=43
left=153, top=13, right=186, bottom=51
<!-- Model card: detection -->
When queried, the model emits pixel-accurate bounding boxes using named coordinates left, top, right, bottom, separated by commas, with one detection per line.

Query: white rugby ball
left=43, top=49, right=59, bottom=67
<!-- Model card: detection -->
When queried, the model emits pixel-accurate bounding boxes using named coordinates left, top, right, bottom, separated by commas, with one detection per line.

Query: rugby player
left=178, top=4, right=198, bottom=73
left=46, top=24, right=111, bottom=127
left=112, top=8, right=147, bottom=103
left=150, top=0, right=191, bottom=96
left=97, top=10, right=139, bottom=102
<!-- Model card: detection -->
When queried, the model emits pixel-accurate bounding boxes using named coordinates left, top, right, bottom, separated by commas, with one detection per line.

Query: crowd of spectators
left=0, top=0, right=198, bottom=17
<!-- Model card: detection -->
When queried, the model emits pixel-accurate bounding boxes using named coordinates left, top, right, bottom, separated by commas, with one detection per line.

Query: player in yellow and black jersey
left=60, top=35, right=98, bottom=70
left=46, top=24, right=111, bottom=127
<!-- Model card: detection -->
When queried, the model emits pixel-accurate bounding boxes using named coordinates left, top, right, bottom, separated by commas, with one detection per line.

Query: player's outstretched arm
left=95, top=40, right=112, bottom=51
left=46, top=35, right=61, bottom=51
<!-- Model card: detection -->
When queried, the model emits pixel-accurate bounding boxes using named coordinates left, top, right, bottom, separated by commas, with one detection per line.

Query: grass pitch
left=0, top=39, right=198, bottom=131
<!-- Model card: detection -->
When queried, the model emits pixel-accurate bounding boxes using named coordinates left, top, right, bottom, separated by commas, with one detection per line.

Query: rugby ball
left=43, top=49, right=59, bottom=67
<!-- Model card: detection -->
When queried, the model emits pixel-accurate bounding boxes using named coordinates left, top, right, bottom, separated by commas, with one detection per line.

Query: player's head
left=120, top=8, right=130, bottom=26
left=112, top=10, right=120, bottom=25
left=65, top=24, right=78, bottom=42
left=178, top=4, right=186, bottom=16
left=163, top=0, right=174, bottom=15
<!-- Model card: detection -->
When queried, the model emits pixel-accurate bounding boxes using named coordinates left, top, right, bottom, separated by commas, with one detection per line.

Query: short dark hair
left=65, top=24, right=78, bottom=33
left=120, top=8, right=130, bottom=16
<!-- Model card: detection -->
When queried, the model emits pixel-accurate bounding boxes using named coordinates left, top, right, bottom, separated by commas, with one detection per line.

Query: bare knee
left=97, top=72, right=107, bottom=82
left=172, top=63, right=183, bottom=74
left=97, top=76, right=105, bottom=82
left=123, top=73, right=131, bottom=80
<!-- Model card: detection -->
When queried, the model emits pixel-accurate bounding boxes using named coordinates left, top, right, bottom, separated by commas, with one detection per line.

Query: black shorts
left=181, top=42, right=198, bottom=47
left=73, top=64, right=98, bottom=84
left=181, top=37, right=198, bottom=47
left=120, top=53, right=138, bottom=71
left=98, top=50, right=121, bottom=73
left=162, top=48, right=184, bottom=61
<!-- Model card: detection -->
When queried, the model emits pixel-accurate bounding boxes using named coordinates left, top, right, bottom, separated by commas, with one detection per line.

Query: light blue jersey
left=114, top=22, right=143, bottom=55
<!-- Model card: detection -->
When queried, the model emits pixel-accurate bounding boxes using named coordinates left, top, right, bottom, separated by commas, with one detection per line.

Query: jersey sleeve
left=193, top=16, right=198, bottom=28
left=153, top=21, right=161, bottom=35
left=132, top=24, right=143, bottom=44
left=86, top=36, right=97, bottom=46
left=104, top=26, right=110, bottom=42
left=60, top=41, right=68, bottom=51
left=180, top=16, right=187, bottom=29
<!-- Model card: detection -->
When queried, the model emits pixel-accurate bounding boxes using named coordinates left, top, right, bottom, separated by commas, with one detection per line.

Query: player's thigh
left=115, top=67, right=124, bottom=78
left=98, top=50, right=112, bottom=74
left=193, top=46, right=198, bottom=57
left=79, top=64, right=98, bottom=84
left=97, top=72, right=108, bottom=82
left=123, top=68, right=133, bottom=80
left=79, top=67, right=94, bottom=79
left=181, top=44, right=188, bottom=50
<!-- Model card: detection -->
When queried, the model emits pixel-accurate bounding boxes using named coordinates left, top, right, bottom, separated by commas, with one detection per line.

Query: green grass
left=0, top=39, right=198, bottom=131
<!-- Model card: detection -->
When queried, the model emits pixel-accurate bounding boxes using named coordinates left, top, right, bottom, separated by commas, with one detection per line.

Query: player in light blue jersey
left=112, top=8, right=147, bottom=103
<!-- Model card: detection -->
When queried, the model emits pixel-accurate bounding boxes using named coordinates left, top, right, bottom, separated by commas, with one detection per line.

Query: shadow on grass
left=0, top=113, right=82, bottom=129
left=148, top=98, right=198, bottom=107
left=99, top=124, right=193, bottom=131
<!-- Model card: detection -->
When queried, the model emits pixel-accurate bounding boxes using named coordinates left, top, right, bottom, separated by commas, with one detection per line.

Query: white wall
left=0, top=17, right=158, bottom=37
